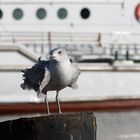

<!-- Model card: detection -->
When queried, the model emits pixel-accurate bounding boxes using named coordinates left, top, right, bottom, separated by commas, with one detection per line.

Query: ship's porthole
left=57, top=8, right=68, bottom=19
left=80, top=8, right=90, bottom=19
left=36, top=8, right=47, bottom=20
left=0, top=10, right=3, bottom=19
left=13, top=8, right=23, bottom=20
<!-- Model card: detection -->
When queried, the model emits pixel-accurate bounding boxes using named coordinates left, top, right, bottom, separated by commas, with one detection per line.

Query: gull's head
left=49, top=47, right=69, bottom=63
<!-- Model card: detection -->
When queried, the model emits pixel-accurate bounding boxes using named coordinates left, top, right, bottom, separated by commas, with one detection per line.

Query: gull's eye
left=58, top=51, right=62, bottom=54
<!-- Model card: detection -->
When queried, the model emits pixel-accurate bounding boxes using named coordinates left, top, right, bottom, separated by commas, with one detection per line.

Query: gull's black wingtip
left=38, top=57, right=42, bottom=62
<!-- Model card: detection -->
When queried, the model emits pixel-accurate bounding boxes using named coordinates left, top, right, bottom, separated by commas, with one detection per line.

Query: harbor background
left=0, top=0, right=140, bottom=140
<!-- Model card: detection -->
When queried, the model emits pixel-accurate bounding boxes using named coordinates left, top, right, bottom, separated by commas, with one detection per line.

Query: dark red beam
left=1, top=99, right=140, bottom=115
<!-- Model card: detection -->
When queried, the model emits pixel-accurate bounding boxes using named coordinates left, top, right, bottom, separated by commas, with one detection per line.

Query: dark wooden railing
left=1, top=98, right=140, bottom=115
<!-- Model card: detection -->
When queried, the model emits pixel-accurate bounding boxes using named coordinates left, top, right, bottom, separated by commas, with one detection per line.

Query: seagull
left=20, top=47, right=80, bottom=114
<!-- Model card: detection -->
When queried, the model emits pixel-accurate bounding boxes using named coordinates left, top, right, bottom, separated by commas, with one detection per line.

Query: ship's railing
left=0, top=32, right=100, bottom=44
left=0, top=31, right=101, bottom=58
left=1, top=31, right=140, bottom=62
left=21, top=42, right=140, bottom=62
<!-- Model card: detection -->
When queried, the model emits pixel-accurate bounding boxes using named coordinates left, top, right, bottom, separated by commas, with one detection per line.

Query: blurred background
left=1, top=0, right=140, bottom=139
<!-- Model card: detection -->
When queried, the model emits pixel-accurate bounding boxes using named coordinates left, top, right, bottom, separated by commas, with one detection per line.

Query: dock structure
left=0, top=112, right=96, bottom=140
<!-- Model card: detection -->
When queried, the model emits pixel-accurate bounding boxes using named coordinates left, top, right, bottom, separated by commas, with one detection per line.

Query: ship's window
left=80, top=8, right=90, bottom=19
left=36, top=8, right=47, bottom=19
left=135, top=3, right=140, bottom=22
left=13, top=8, right=23, bottom=20
left=0, top=9, right=3, bottom=19
left=57, top=8, right=68, bottom=19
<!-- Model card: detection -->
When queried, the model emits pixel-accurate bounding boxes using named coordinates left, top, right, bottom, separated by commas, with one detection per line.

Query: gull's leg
left=37, top=89, right=41, bottom=98
left=56, top=90, right=62, bottom=113
left=44, top=93, right=50, bottom=115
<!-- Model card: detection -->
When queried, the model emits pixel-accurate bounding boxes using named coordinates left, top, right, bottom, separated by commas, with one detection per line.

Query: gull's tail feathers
left=69, top=83, right=78, bottom=89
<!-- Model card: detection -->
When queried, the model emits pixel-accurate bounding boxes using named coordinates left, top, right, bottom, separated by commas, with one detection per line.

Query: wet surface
left=95, top=112, right=140, bottom=140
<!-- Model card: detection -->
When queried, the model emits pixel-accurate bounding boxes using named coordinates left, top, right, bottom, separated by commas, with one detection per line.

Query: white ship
left=0, top=0, right=140, bottom=116
left=0, top=0, right=140, bottom=61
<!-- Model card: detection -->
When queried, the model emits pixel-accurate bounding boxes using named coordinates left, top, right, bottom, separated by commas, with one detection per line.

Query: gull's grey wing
left=39, top=67, right=51, bottom=92
left=20, top=58, right=51, bottom=92
left=68, top=65, right=80, bottom=89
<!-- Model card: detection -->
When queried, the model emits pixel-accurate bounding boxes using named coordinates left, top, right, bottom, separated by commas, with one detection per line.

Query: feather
left=20, top=59, right=50, bottom=92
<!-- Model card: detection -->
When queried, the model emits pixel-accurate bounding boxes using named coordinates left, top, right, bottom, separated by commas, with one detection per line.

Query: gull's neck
left=50, top=59, right=72, bottom=73
left=56, top=59, right=71, bottom=68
